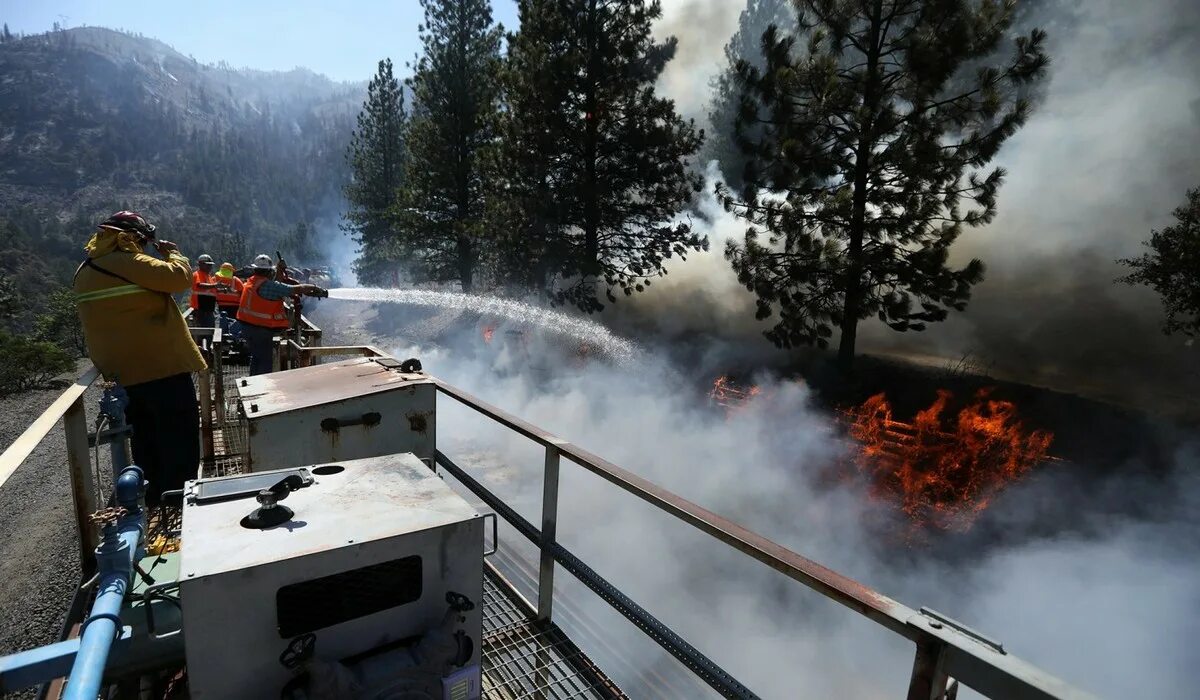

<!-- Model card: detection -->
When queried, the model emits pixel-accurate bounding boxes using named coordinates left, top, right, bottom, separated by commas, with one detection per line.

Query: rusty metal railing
left=284, top=344, right=1090, bottom=700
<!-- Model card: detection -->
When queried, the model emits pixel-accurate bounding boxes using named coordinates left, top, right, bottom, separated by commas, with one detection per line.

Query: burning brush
left=709, top=375, right=762, bottom=416
left=842, top=388, right=1055, bottom=531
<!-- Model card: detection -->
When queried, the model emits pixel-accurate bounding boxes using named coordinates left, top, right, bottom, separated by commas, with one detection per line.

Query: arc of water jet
left=326, top=287, right=640, bottom=362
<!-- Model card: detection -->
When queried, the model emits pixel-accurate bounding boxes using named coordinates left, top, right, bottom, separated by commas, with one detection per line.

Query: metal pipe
left=98, top=384, right=130, bottom=475
left=63, top=466, right=145, bottom=700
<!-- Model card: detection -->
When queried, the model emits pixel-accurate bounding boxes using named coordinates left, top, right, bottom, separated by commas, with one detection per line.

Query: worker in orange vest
left=237, top=254, right=327, bottom=375
left=189, top=253, right=220, bottom=328
left=214, top=262, right=244, bottom=318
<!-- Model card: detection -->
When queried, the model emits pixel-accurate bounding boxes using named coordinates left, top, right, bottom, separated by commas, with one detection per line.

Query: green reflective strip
left=75, top=284, right=148, bottom=303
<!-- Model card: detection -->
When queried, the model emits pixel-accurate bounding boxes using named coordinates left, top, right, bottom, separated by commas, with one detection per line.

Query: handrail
left=430, top=379, right=1091, bottom=700
left=434, top=380, right=914, bottom=632
left=0, top=366, right=99, bottom=492
left=213, top=343, right=1092, bottom=698
left=284, top=342, right=383, bottom=357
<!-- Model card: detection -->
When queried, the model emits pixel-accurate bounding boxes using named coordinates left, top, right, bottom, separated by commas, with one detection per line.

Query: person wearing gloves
left=236, top=253, right=327, bottom=375
left=72, top=211, right=206, bottom=505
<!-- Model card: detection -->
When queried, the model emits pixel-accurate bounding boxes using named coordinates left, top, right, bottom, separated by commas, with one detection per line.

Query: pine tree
left=282, top=221, right=320, bottom=263
left=706, top=0, right=796, bottom=187
left=1119, top=188, right=1200, bottom=336
left=721, top=0, right=1049, bottom=371
left=497, top=0, right=705, bottom=311
left=2, top=23, right=13, bottom=43
left=344, top=59, right=406, bottom=286
left=484, top=1, right=573, bottom=293
left=393, top=0, right=503, bottom=292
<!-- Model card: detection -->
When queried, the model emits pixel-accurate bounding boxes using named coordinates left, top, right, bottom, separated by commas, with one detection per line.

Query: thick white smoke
left=639, top=0, right=1200, bottom=412
left=309, top=296, right=1197, bottom=698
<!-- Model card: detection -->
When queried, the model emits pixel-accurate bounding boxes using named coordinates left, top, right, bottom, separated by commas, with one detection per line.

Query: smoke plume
left=310, top=305, right=1198, bottom=698
left=637, top=0, right=1200, bottom=413
left=308, top=2, right=1200, bottom=696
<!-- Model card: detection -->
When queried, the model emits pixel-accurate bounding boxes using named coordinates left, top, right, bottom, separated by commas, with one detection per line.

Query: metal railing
left=0, top=342, right=1094, bottom=700
left=283, top=345, right=1092, bottom=700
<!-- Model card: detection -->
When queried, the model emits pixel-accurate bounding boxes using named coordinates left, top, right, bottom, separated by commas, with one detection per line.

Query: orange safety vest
left=189, top=270, right=217, bottom=309
left=215, top=276, right=244, bottom=307
left=236, top=275, right=290, bottom=329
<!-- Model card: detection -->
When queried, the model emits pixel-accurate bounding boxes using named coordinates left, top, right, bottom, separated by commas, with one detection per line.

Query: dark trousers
left=192, top=306, right=215, bottom=330
left=242, top=322, right=277, bottom=376
left=193, top=295, right=217, bottom=329
left=125, top=373, right=200, bottom=503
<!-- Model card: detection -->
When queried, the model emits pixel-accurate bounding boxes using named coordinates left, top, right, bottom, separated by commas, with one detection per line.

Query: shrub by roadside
left=0, top=330, right=75, bottom=395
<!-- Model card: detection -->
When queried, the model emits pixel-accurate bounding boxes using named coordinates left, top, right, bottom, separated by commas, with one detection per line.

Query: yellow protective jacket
left=73, top=227, right=207, bottom=387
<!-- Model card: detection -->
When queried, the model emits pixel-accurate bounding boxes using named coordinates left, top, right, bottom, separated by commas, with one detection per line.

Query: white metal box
left=178, top=453, right=484, bottom=700
left=237, top=357, right=435, bottom=472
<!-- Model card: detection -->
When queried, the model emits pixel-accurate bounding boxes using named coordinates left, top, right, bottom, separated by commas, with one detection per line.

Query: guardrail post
left=213, top=335, right=226, bottom=425
left=906, top=639, right=950, bottom=700
left=537, top=445, right=560, bottom=622
left=63, top=396, right=98, bottom=573
left=197, top=364, right=214, bottom=460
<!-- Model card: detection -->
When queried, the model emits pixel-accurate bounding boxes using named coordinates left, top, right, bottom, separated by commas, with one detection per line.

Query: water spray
left=325, top=287, right=640, bottom=363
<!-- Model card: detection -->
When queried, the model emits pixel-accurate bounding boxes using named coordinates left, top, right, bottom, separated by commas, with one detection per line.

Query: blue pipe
left=63, top=466, right=145, bottom=700
left=99, top=384, right=130, bottom=475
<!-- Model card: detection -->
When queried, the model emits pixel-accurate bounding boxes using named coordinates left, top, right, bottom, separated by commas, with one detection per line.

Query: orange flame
left=482, top=325, right=495, bottom=343
left=709, top=376, right=762, bottom=416
left=844, top=389, right=1054, bottom=531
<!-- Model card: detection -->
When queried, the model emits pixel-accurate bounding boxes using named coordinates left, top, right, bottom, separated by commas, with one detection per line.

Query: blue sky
left=0, top=0, right=521, bottom=82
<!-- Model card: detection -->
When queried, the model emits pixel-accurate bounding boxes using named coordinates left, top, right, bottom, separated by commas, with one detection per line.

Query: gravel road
left=0, top=364, right=99, bottom=699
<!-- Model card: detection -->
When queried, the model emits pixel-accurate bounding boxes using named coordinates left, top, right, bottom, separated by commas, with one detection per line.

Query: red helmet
left=101, top=211, right=156, bottom=237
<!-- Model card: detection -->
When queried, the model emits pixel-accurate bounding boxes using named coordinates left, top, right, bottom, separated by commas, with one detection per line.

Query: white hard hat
left=252, top=254, right=273, bottom=270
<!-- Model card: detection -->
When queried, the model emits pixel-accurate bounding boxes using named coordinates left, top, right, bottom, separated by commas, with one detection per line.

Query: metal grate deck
left=483, top=569, right=625, bottom=700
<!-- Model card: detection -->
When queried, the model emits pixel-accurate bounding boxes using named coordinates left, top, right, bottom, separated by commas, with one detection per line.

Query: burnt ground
left=771, top=351, right=1199, bottom=561
left=797, top=352, right=1187, bottom=477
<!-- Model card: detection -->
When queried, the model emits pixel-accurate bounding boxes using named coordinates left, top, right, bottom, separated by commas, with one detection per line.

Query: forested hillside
left=0, top=26, right=358, bottom=313
left=0, top=25, right=361, bottom=391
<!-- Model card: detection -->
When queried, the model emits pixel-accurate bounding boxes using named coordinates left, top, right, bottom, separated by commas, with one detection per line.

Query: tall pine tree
left=497, top=0, right=705, bottom=311
left=485, top=1, right=573, bottom=293
left=392, top=0, right=502, bottom=292
left=344, top=58, right=406, bottom=286
left=706, top=0, right=796, bottom=188
left=721, top=0, right=1049, bottom=371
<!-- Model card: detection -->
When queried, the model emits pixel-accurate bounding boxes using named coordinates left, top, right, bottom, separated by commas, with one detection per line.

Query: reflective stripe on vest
left=237, top=277, right=289, bottom=328
left=75, top=284, right=150, bottom=304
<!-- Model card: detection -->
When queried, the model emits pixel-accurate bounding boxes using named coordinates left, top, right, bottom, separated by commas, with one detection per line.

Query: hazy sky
left=0, top=0, right=521, bottom=82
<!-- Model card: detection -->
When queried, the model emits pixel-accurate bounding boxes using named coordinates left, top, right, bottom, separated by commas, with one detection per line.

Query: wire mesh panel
left=482, top=571, right=625, bottom=700
left=203, top=359, right=250, bottom=478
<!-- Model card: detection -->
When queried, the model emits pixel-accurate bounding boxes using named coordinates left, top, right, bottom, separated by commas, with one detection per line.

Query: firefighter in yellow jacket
left=73, top=211, right=206, bottom=504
